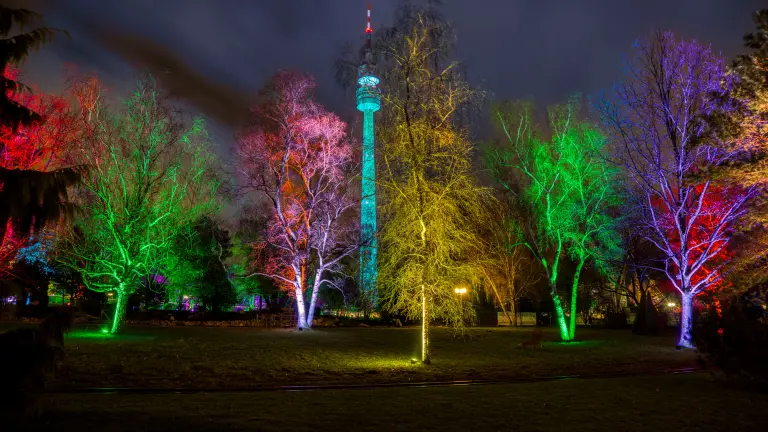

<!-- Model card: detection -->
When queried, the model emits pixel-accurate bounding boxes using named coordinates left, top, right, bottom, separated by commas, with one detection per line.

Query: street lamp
left=455, top=287, right=468, bottom=325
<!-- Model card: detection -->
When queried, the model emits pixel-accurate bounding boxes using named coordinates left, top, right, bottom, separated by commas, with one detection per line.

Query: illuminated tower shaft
left=360, top=110, right=377, bottom=304
left=357, top=5, right=380, bottom=307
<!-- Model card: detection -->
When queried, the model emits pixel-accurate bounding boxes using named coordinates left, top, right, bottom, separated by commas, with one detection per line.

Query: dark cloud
left=88, top=27, right=254, bottom=128
left=13, top=0, right=767, bottom=138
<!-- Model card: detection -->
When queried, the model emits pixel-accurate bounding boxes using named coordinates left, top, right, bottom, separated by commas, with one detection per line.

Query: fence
left=122, top=312, right=298, bottom=328
left=497, top=312, right=537, bottom=326
left=499, top=311, right=680, bottom=327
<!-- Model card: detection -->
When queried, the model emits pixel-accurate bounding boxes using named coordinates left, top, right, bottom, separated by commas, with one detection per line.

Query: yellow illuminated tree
left=376, top=7, right=494, bottom=364
left=479, top=201, right=540, bottom=326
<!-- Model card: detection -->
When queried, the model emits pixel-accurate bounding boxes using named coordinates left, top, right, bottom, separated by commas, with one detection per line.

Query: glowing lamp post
left=455, top=286, right=468, bottom=325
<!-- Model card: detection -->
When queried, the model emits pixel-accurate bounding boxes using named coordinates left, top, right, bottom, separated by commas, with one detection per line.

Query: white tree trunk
left=294, top=281, right=308, bottom=329
left=306, top=269, right=323, bottom=327
left=678, top=291, right=694, bottom=348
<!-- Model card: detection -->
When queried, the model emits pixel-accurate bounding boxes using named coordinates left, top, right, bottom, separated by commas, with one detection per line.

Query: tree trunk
left=110, top=287, right=127, bottom=334
left=482, top=268, right=512, bottom=326
left=306, top=269, right=322, bottom=327
left=542, top=239, right=569, bottom=340
left=294, top=284, right=308, bottom=329
left=497, top=294, right=512, bottom=327
left=421, top=285, right=431, bottom=364
left=569, top=255, right=586, bottom=340
left=550, top=287, right=571, bottom=341
left=678, top=291, right=694, bottom=348
left=510, top=298, right=518, bottom=327
left=293, top=263, right=309, bottom=328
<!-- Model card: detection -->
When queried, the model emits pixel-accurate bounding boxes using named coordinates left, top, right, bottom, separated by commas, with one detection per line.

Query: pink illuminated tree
left=237, top=71, right=358, bottom=329
left=600, top=30, right=756, bottom=347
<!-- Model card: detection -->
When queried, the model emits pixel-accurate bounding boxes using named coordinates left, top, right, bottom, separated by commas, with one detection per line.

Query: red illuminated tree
left=237, top=71, right=358, bottom=329
left=599, top=30, right=756, bottom=347
left=1, top=67, right=77, bottom=170
left=652, top=185, right=737, bottom=292
left=0, top=6, right=76, bottom=269
left=0, top=66, right=77, bottom=275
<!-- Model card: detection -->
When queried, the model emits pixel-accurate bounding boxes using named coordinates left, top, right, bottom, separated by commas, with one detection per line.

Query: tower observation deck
left=357, top=4, right=381, bottom=309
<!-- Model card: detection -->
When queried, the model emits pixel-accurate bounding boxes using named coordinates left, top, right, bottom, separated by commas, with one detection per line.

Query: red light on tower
left=366, top=4, right=372, bottom=33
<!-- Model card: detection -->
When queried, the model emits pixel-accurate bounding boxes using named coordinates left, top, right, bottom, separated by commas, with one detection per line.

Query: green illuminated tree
left=376, top=6, right=494, bottom=363
left=59, top=76, right=220, bottom=333
left=487, top=98, right=622, bottom=341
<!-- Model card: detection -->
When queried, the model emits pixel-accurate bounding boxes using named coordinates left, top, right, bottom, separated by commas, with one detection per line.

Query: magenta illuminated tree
left=599, top=31, right=756, bottom=347
left=236, top=71, right=358, bottom=329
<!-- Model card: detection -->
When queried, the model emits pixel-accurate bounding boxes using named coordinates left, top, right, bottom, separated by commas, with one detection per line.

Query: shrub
left=632, top=291, right=665, bottom=335
left=693, top=294, right=768, bottom=390
left=604, top=312, right=628, bottom=328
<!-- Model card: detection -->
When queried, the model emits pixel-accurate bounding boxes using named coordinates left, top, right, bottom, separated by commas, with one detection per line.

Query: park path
left=45, top=366, right=701, bottom=394
left=17, top=374, right=768, bottom=431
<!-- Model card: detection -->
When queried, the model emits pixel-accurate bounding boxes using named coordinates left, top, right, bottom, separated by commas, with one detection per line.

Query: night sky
left=10, top=0, right=767, bottom=152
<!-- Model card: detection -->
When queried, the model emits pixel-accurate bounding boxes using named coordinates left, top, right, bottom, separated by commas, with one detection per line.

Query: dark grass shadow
left=12, top=374, right=768, bottom=432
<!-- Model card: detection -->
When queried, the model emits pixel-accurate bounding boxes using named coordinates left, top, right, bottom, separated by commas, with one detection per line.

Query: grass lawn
left=10, top=324, right=701, bottom=389
left=18, top=374, right=768, bottom=431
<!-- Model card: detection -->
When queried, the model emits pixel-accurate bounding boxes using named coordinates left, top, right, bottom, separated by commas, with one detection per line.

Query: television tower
left=357, top=4, right=381, bottom=308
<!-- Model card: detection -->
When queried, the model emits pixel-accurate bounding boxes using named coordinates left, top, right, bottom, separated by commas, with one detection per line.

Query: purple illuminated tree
left=599, top=30, right=756, bottom=347
left=236, top=71, right=358, bottom=329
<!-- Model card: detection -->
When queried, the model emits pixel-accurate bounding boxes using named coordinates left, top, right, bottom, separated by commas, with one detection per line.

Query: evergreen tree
left=0, top=6, right=77, bottom=245
left=707, top=10, right=768, bottom=288
left=193, top=217, right=236, bottom=313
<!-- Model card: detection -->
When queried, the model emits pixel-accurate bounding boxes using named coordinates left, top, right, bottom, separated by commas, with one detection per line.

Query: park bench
left=73, top=311, right=107, bottom=323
